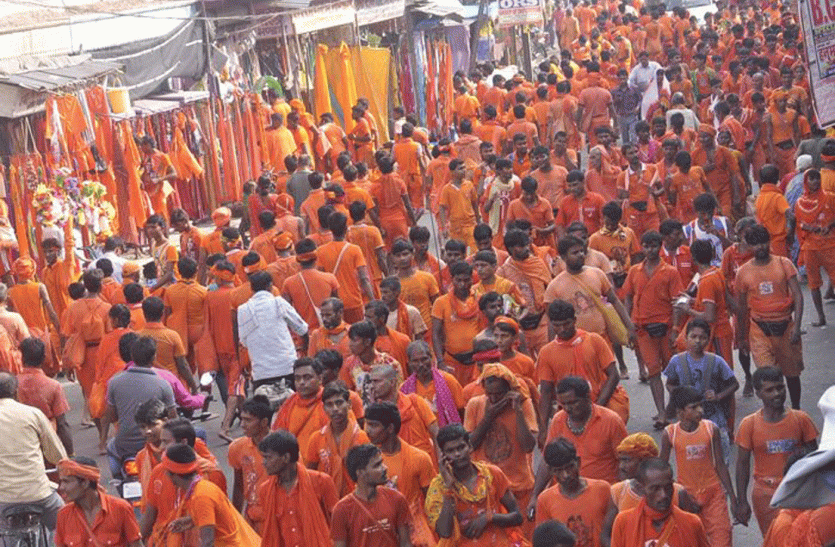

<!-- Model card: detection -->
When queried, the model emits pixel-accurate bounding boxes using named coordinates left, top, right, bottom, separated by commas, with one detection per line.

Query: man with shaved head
left=368, top=362, right=440, bottom=465
left=0, top=371, right=67, bottom=533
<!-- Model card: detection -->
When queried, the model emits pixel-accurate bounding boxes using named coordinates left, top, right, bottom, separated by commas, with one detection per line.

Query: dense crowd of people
left=0, top=0, right=831, bottom=545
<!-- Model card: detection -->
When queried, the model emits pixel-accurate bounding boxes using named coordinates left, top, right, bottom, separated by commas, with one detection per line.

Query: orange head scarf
left=616, top=432, right=660, bottom=459
left=210, top=264, right=236, bottom=283
left=296, top=251, right=317, bottom=263
left=122, top=262, right=140, bottom=277
left=243, top=256, right=268, bottom=274
left=211, top=207, right=232, bottom=227
left=771, top=89, right=788, bottom=102
left=273, top=231, right=294, bottom=251
left=58, top=459, right=101, bottom=483
left=698, top=123, right=716, bottom=137
left=479, top=362, right=522, bottom=392
left=13, top=257, right=36, bottom=281
left=494, top=316, right=519, bottom=333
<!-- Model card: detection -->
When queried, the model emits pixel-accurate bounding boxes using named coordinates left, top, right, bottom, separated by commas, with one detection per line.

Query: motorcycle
left=0, top=505, right=48, bottom=547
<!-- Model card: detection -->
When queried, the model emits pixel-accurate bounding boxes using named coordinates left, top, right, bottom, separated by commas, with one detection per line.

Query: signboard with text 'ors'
left=497, top=0, right=544, bottom=28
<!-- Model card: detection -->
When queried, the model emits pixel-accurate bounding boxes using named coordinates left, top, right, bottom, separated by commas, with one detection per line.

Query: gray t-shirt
left=107, top=366, right=175, bottom=458
left=286, top=169, right=313, bottom=215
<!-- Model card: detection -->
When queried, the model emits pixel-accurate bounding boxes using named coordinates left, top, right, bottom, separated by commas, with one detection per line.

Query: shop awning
left=0, top=57, right=122, bottom=118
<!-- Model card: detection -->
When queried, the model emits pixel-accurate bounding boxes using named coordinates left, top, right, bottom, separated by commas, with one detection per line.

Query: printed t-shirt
left=535, top=478, right=613, bottom=547
left=331, top=487, right=412, bottom=547
left=735, top=409, right=818, bottom=482
left=544, top=266, right=613, bottom=334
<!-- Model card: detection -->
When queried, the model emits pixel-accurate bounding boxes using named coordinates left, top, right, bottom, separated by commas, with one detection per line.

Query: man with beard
left=735, top=225, right=804, bottom=409
left=307, top=298, right=351, bottom=359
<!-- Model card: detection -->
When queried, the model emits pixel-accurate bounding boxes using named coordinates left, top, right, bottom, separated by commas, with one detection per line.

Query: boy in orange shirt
left=735, top=366, right=818, bottom=536
left=535, top=438, right=617, bottom=547
left=439, top=159, right=480, bottom=253
left=431, top=261, right=481, bottom=385
left=755, top=164, right=791, bottom=257
left=661, top=386, right=740, bottom=547
left=228, top=395, right=273, bottom=531
left=163, top=257, right=207, bottom=373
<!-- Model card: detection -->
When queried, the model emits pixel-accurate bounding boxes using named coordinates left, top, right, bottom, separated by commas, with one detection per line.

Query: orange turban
left=494, top=316, right=519, bottom=333
left=479, top=362, right=521, bottom=392
left=210, top=264, right=236, bottom=283
left=698, top=124, right=716, bottom=137
left=13, top=257, right=35, bottom=280
left=273, top=231, right=294, bottom=251
left=289, top=98, right=306, bottom=112
left=122, top=262, right=140, bottom=276
left=771, top=89, right=789, bottom=102
left=243, top=256, right=268, bottom=274
left=58, top=459, right=101, bottom=483
left=161, top=454, right=198, bottom=475
left=211, top=207, right=232, bottom=227
left=616, top=433, right=660, bottom=459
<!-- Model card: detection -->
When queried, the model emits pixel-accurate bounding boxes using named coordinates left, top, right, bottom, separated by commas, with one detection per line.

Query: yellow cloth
left=314, top=44, right=333, bottom=119
left=336, top=43, right=358, bottom=133
left=617, top=432, right=660, bottom=459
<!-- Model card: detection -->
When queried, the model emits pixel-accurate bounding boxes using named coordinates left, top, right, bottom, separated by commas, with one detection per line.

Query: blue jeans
left=617, top=113, right=639, bottom=144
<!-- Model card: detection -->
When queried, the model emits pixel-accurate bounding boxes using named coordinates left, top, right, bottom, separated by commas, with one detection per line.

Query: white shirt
left=628, top=61, right=662, bottom=93
left=666, top=107, right=700, bottom=132
left=88, top=251, right=126, bottom=283
left=237, top=291, right=308, bottom=380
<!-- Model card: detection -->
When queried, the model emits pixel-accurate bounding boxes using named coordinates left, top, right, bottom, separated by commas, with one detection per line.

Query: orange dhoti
left=804, top=248, right=835, bottom=290
left=449, top=222, right=477, bottom=255
left=403, top=173, right=424, bottom=210
left=752, top=477, right=781, bottom=536
left=78, top=345, right=100, bottom=399
left=773, top=143, right=796, bottom=180
left=380, top=214, right=410, bottom=248
left=522, top=323, right=549, bottom=358
left=749, top=319, right=803, bottom=377
left=636, top=328, right=673, bottom=377
left=218, top=353, right=244, bottom=397
left=693, top=483, right=732, bottom=547
left=626, top=207, right=660, bottom=240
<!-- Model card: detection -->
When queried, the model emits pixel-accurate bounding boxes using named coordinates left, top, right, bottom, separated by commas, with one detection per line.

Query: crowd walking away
left=1, top=0, right=834, bottom=545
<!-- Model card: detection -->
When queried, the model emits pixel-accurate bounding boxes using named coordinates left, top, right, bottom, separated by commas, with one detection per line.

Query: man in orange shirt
left=529, top=376, right=627, bottom=517
left=496, top=229, right=551, bottom=355
left=61, top=270, right=111, bottom=410
left=764, top=90, right=800, bottom=180
left=452, top=120, right=482, bottom=168
left=265, top=113, right=298, bottom=171
left=138, top=296, right=196, bottom=393
left=259, top=430, right=338, bottom=547
left=537, top=299, right=629, bottom=435
left=170, top=208, right=206, bottom=268
left=139, top=137, right=177, bottom=223
left=795, top=169, right=835, bottom=327
left=476, top=105, right=508, bottom=154
left=610, top=458, right=710, bottom=547
left=287, top=111, right=312, bottom=157
left=40, top=218, right=79, bottom=322
left=454, top=85, right=481, bottom=128
left=371, top=155, right=416, bottom=247
left=55, top=458, right=142, bottom=547
left=281, top=239, right=339, bottom=331
left=530, top=146, right=569, bottom=212
left=365, top=299, right=411, bottom=375
left=307, top=298, right=351, bottom=359
left=692, top=124, right=742, bottom=218
left=617, top=144, right=663, bottom=239
left=271, top=357, right=330, bottom=459
left=535, top=438, right=617, bottom=546
left=380, top=277, right=428, bottom=341
left=431, top=261, right=481, bottom=386
left=317, top=212, right=374, bottom=323
left=306, top=381, right=369, bottom=497
left=465, top=363, right=537, bottom=533
left=9, top=257, right=61, bottom=376
left=400, top=339, right=464, bottom=424
left=163, top=257, right=206, bottom=372
left=507, top=104, right=540, bottom=150
left=393, top=123, right=428, bottom=209
left=735, top=225, right=804, bottom=408
left=347, top=201, right=386, bottom=291
left=623, top=231, right=684, bottom=426
left=755, top=164, right=791, bottom=257
left=17, top=337, right=71, bottom=452
left=392, top=239, right=440, bottom=338
left=439, top=159, right=480, bottom=253
left=735, top=366, right=819, bottom=536
left=577, top=64, right=618, bottom=147
left=556, top=170, right=606, bottom=238
left=364, top=402, right=436, bottom=547
left=228, top=395, right=273, bottom=531
left=506, top=177, right=557, bottom=249
left=348, top=105, right=375, bottom=166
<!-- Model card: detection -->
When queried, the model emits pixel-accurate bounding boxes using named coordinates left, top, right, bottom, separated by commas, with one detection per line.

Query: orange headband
left=296, top=251, right=317, bottom=263
left=13, top=257, right=35, bottom=280
left=243, top=256, right=267, bottom=274
left=58, top=459, right=101, bottom=483
left=162, top=454, right=198, bottom=475
left=494, top=316, right=519, bottom=333
left=210, top=264, right=236, bottom=282
left=122, top=262, right=140, bottom=276
left=211, top=207, right=232, bottom=227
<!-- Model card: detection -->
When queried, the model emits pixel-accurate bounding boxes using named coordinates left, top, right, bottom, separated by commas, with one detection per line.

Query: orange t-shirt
left=272, top=392, right=330, bottom=460
left=183, top=479, right=259, bottom=545
left=502, top=352, right=536, bottom=382
left=55, top=493, right=141, bottom=547
left=380, top=440, right=435, bottom=513
left=755, top=184, right=790, bottom=240
left=610, top=479, right=685, bottom=513
left=306, top=420, right=369, bottom=497
left=307, top=323, right=351, bottom=359
left=439, top=181, right=478, bottom=228
left=204, top=286, right=236, bottom=355
left=228, top=436, right=269, bottom=525
left=331, top=487, right=411, bottom=547
left=266, top=127, right=297, bottom=170
left=578, top=86, right=613, bottom=129
left=666, top=420, right=720, bottom=491
left=544, top=267, right=613, bottom=335
left=547, top=405, right=627, bottom=484
left=506, top=197, right=556, bottom=245
left=555, top=192, right=606, bottom=234
left=8, top=282, right=49, bottom=330
left=163, top=280, right=207, bottom=344
left=589, top=226, right=641, bottom=276
left=430, top=294, right=481, bottom=356
left=281, top=269, right=340, bottom=330
left=530, top=166, right=569, bottom=209
left=375, top=328, right=412, bottom=376
left=734, top=256, right=797, bottom=321
left=694, top=267, right=733, bottom=338
left=139, top=322, right=187, bottom=381
left=617, top=164, right=659, bottom=213
left=464, top=395, right=538, bottom=491
left=399, top=271, right=440, bottom=332
left=506, top=120, right=539, bottom=149
left=670, top=166, right=708, bottom=223
left=535, top=479, right=613, bottom=547
left=413, top=370, right=466, bottom=414
left=347, top=224, right=385, bottom=283
left=300, top=188, right=327, bottom=233
left=316, top=241, right=367, bottom=309
left=474, top=122, right=507, bottom=153
left=735, top=408, right=818, bottom=483
left=536, top=330, right=615, bottom=394
left=397, top=392, right=438, bottom=460
left=622, top=260, right=683, bottom=325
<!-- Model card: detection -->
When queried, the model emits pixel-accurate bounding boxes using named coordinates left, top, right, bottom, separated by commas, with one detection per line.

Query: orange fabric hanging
left=337, top=42, right=358, bottom=133
left=441, top=43, right=454, bottom=131
left=171, top=112, right=204, bottom=180
left=314, top=44, right=332, bottom=118
left=426, top=41, right=437, bottom=134
left=254, top=95, right=269, bottom=173
left=202, top=102, right=222, bottom=210
left=217, top=100, right=240, bottom=202
left=232, top=97, right=250, bottom=192
left=7, top=164, right=30, bottom=259
left=119, top=120, right=152, bottom=229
